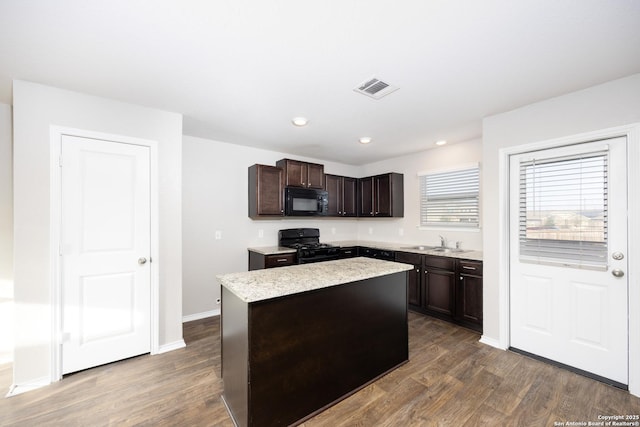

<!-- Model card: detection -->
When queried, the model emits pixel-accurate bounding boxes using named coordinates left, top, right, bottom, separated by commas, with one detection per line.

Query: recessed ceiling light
left=435, top=140, right=447, bottom=146
left=292, top=117, right=308, bottom=127
left=359, top=137, right=372, bottom=144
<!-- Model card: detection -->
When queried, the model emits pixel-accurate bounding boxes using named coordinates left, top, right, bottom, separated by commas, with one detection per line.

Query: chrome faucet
left=439, top=235, right=447, bottom=248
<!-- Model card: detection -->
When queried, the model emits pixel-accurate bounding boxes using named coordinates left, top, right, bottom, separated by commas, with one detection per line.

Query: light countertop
left=247, top=240, right=483, bottom=261
left=246, top=246, right=296, bottom=255
left=328, top=240, right=483, bottom=261
left=218, top=257, right=413, bottom=303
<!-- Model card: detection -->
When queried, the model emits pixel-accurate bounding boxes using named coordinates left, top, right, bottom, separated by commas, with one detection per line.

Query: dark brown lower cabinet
left=423, top=256, right=456, bottom=321
left=338, top=247, right=358, bottom=258
left=455, top=260, right=483, bottom=330
left=221, top=271, right=408, bottom=427
left=248, top=250, right=296, bottom=270
left=394, top=252, right=422, bottom=306
left=395, top=252, right=482, bottom=332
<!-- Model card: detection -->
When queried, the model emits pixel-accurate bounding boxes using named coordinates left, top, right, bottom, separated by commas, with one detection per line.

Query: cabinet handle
left=462, top=265, right=477, bottom=270
left=416, top=268, right=420, bottom=273
left=460, top=276, right=464, bottom=280
left=276, top=258, right=288, bottom=262
left=424, top=270, right=428, bottom=274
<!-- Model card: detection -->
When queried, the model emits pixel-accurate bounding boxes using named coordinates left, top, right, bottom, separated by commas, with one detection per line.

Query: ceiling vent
left=354, top=77, right=399, bottom=99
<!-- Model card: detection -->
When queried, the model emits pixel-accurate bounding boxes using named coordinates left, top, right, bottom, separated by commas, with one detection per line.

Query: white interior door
left=61, top=134, right=151, bottom=374
left=509, top=137, right=628, bottom=385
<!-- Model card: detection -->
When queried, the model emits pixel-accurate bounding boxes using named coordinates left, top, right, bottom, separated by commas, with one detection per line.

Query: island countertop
left=218, top=257, right=413, bottom=303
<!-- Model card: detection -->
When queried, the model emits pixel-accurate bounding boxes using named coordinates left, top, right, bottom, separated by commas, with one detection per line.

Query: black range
left=278, top=228, right=340, bottom=264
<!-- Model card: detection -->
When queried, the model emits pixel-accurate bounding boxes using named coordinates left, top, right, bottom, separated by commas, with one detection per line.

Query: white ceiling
left=1, top=0, right=639, bottom=165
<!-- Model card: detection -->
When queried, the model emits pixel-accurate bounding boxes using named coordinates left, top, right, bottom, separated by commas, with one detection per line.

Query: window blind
left=419, top=166, right=479, bottom=227
left=519, top=151, right=608, bottom=268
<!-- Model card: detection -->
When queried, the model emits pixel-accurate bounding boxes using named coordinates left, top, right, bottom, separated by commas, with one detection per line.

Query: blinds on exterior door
left=519, top=150, right=608, bottom=269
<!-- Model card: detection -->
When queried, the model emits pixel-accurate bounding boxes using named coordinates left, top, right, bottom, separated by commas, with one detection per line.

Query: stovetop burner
left=278, top=228, right=340, bottom=264
left=285, top=242, right=336, bottom=250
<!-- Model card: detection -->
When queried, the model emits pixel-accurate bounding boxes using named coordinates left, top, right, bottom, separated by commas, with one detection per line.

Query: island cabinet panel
left=221, top=287, right=249, bottom=427
left=221, top=272, right=409, bottom=427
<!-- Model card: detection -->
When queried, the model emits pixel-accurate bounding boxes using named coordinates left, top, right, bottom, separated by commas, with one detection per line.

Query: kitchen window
left=419, top=164, right=479, bottom=228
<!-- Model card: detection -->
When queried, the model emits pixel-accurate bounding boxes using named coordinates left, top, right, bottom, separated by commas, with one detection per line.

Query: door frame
left=49, top=126, right=160, bottom=382
left=497, top=123, right=640, bottom=397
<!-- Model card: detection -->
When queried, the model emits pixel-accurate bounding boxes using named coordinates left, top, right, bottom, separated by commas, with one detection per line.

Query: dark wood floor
left=1, top=312, right=638, bottom=426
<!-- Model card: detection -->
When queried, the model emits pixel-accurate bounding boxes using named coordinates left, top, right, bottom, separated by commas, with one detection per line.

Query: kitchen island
left=218, top=257, right=413, bottom=427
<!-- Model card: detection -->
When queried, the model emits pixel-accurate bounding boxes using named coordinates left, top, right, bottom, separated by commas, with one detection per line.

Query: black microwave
left=284, top=187, right=329, bottom=216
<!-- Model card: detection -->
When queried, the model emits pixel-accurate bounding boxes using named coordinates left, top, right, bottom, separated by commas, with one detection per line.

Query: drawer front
left=423, top=255, right=456, bottom=271
left=265, top=253, right=296, bottom=268
left=395, top=251, right=422, bottom=266
left=340, top=247, right=358, bottom=258
left=458, top=260, right=483, bottom=275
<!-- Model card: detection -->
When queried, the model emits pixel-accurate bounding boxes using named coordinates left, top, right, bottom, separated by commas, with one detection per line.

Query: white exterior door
left=61, top=134, right=151, bottom=374
left=509, top=137, right=628, bottom=385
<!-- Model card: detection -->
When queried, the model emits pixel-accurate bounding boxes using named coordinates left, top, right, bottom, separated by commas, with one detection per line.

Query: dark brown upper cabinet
left=276, top=159, right=324, bottom=189
left=324, top=174, right=358, bottom=217
left=248, top=164, right=284, bottom=218
left=357, top=173, right=404, bottom=217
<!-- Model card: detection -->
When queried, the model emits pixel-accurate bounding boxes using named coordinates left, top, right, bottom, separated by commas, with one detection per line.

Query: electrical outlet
left=215, top=230, right=222, bottom=240
left=399, top=228, right=404, bottom=236
left=331, top=227, right=336, bottom=235
left=368, top=227, right=373, bottom=235
left=258, top=229, right=264, bottom=238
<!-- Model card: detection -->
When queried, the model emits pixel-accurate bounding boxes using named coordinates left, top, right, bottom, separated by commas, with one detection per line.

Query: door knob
left=611, top=268, right=624, bottom=278
left=138, top=257, right=148, bottom=265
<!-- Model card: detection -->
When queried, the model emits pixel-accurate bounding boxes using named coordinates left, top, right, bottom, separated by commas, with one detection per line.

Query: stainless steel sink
left=401, top=245, right=437, bottom=251
left=401, top=245, right=471, bottom=253
left=431, top=247, right=469, bottom=253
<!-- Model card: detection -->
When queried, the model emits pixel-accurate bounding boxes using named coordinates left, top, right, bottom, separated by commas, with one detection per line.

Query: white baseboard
left=479, top=335, right=506, bottom=350
left=6, top=376, right=50, bottom=397
left=157, top=339, right=186, bottom=354
left=182, top=309, right=220, bottom=323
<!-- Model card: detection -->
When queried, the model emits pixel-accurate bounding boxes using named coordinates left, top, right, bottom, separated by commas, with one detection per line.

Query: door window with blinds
left=419, top=165, right=479, bottom=228
left=518, top=147, right=608, bottom=269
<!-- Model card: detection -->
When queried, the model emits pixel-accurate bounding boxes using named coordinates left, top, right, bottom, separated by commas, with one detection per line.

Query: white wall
left=357, top=138, right=483, bottom=250
left=12, top=81, right=183, bottom=389
left=0, top=102, right=13, bottom=364
left=182, top=136, right=361, bottom=319
left=182, top=135, right=483, bottom=319
left=482, top=73, right=640, bottom=345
